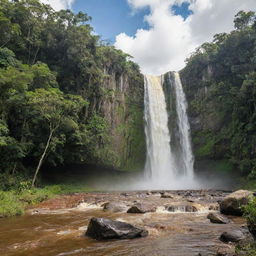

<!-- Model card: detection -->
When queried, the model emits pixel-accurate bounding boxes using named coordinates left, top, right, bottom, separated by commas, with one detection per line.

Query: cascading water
left=144, top=75, right=175, bottom=186
left=172, top=72, right=194, bottom=178
left=143, top=72, right=194, bottom=188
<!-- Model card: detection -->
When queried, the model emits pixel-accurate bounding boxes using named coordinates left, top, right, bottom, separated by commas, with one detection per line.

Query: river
left=0, top=190, right=245, bottom=256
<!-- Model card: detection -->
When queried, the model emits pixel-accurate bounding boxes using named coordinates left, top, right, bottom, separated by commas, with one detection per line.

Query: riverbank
left=0, top=184, right=94, bottom=218
left=1, top=175, right=255, bottom=218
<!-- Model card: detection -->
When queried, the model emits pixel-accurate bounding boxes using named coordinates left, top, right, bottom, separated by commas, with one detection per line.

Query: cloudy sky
left=41, top=0, right=256, bottom=74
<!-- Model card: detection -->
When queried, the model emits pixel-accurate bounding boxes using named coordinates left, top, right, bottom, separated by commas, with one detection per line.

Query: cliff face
left=178, top=65, right=235, bottom=174
left=98, top=71, right=146, bottom=171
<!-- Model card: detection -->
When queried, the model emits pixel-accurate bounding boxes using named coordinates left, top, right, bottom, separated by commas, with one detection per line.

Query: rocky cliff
left=97, top=71, right=146, bottom=171
left=178, top=64, right=237, bottom=174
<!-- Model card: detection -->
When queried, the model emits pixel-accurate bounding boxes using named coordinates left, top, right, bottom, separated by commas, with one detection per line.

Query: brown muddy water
left=0, top=190, right=246, bottom=256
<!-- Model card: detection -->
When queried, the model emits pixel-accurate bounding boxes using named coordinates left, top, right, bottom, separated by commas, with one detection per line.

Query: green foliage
left=0, top=191, right=24, bottom=217
left=181, top=10, right=256, bottom=177
left=244, top=197, right=256, bottom=227
left=195, top=133, right=216, bottom=158
left=0, top=0, right=144, bottom=187
left=236, top=243, right=256, bottom=256
left=0, top=172, right=30, bottom=191
left=234, top=11, right=256, bottom=30
left=0, top=183, right=93, bottom=217
left=0, top=48, right=18, bottom=67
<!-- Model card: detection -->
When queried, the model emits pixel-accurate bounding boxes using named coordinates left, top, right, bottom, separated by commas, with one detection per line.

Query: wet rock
left=85, top=217, right=148, bottom=240
left=127, top=203, right=156, bottom=213
left=161, top=192, right=174, bottom=199
left=248, top=223, right=256, bottom=238
left=184, top=191, right=192, bottom=197
left=219, top=230, right=246, bottom=243
left=209, top=204, right=219, bottom=211
left=220, top=190, right=253, bottom=216
left=103, top=202, right=128, bottom=213
left=165, top=204, right=198, bottom=212
left=207, top=213, right=230, bottom=224
left=120, top=192, right=129, bottom=197
left=216, top=246, right=235, bottom=256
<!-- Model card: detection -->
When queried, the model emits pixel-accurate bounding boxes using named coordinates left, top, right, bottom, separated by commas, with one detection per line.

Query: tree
left=26, top=89, right=87, bottom=186
left=234, top=11, right=255, bottom=30
left=0, top=48, right=18, bottom=68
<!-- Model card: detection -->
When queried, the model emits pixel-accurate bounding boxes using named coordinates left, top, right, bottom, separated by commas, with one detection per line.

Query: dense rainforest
left=1, top=0, right=256, bottom=212
left=0, top=0, right=146, bottom=190
left=179, top=11, right=256, bottom=181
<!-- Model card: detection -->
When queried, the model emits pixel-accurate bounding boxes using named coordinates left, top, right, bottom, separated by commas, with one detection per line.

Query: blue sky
left=72, top=0, right=192, bottom=42
left=43, top=0, right=256, bottom=73
left=73, top=0, right=150, bottom=42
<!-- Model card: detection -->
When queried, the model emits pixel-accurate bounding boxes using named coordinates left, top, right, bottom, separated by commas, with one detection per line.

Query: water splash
left=172, top=72, right=194, bottom=178
left=143, top=72, right=194, bottom=189
left=144, top=75, right=175, bottom=186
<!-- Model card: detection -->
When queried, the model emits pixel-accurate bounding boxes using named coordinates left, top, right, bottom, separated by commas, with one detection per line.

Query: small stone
left=103, top=202, right=128, bottom=213
left=120, top=192, right=129, bottom=197
left=207, top=213, right=230, bottom=224
left=127, top=203, right=156, bottom=213
left=161, top=192, right=174, bottom=199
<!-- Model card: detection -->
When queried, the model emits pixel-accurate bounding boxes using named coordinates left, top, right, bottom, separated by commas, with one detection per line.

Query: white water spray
left=143, top=72, right=195, bottom=189
left=144, top=75, right=175, bottom=186
left=172, top=72, right=194, bottom=178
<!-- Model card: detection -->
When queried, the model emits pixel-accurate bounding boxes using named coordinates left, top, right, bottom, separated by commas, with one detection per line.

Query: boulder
left=127, top=203, right=156, bottom=213
left=219, top=230, right=246, bottom=243
left=161, top=192, right=174, bottom=199
left=219, top=190, right=253, bottom=216
left=85, top=217, right=148, bottom=240
left=207, top=213, right=230, bottom=224
left=103, top=202, right=128, bottom=213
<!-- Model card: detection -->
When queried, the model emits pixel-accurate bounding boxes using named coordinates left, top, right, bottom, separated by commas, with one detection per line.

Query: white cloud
left=40, top=0, right=75, bottom=11
left=115, top=0, right=256, bottom=75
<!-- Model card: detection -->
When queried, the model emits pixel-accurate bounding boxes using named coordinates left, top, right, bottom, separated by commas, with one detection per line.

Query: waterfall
left=172, top=72, right=194, bottom=178
left=144, top=75, right=175, bottom=185
left=143, top=72, right=194, bottom=188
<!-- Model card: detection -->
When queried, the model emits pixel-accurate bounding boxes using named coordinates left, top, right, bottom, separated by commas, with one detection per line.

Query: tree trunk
left=31, top=128, right=54, bottom=187
left=12, top=163, right=17, bottom=175
left=32, top=46, right=40, bottom=65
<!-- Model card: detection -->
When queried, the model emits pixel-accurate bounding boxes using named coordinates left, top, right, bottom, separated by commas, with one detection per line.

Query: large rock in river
left=219, top=230, right=246, bottom=243
left=219, top=190, right=253, bottom=216
left=86, top=217, right=148, bottom=240
left=127, top=203, right=156, bottom=213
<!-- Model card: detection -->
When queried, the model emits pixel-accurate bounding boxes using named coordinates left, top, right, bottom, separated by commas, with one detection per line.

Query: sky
left=41, top=0, right=256, bottom=74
